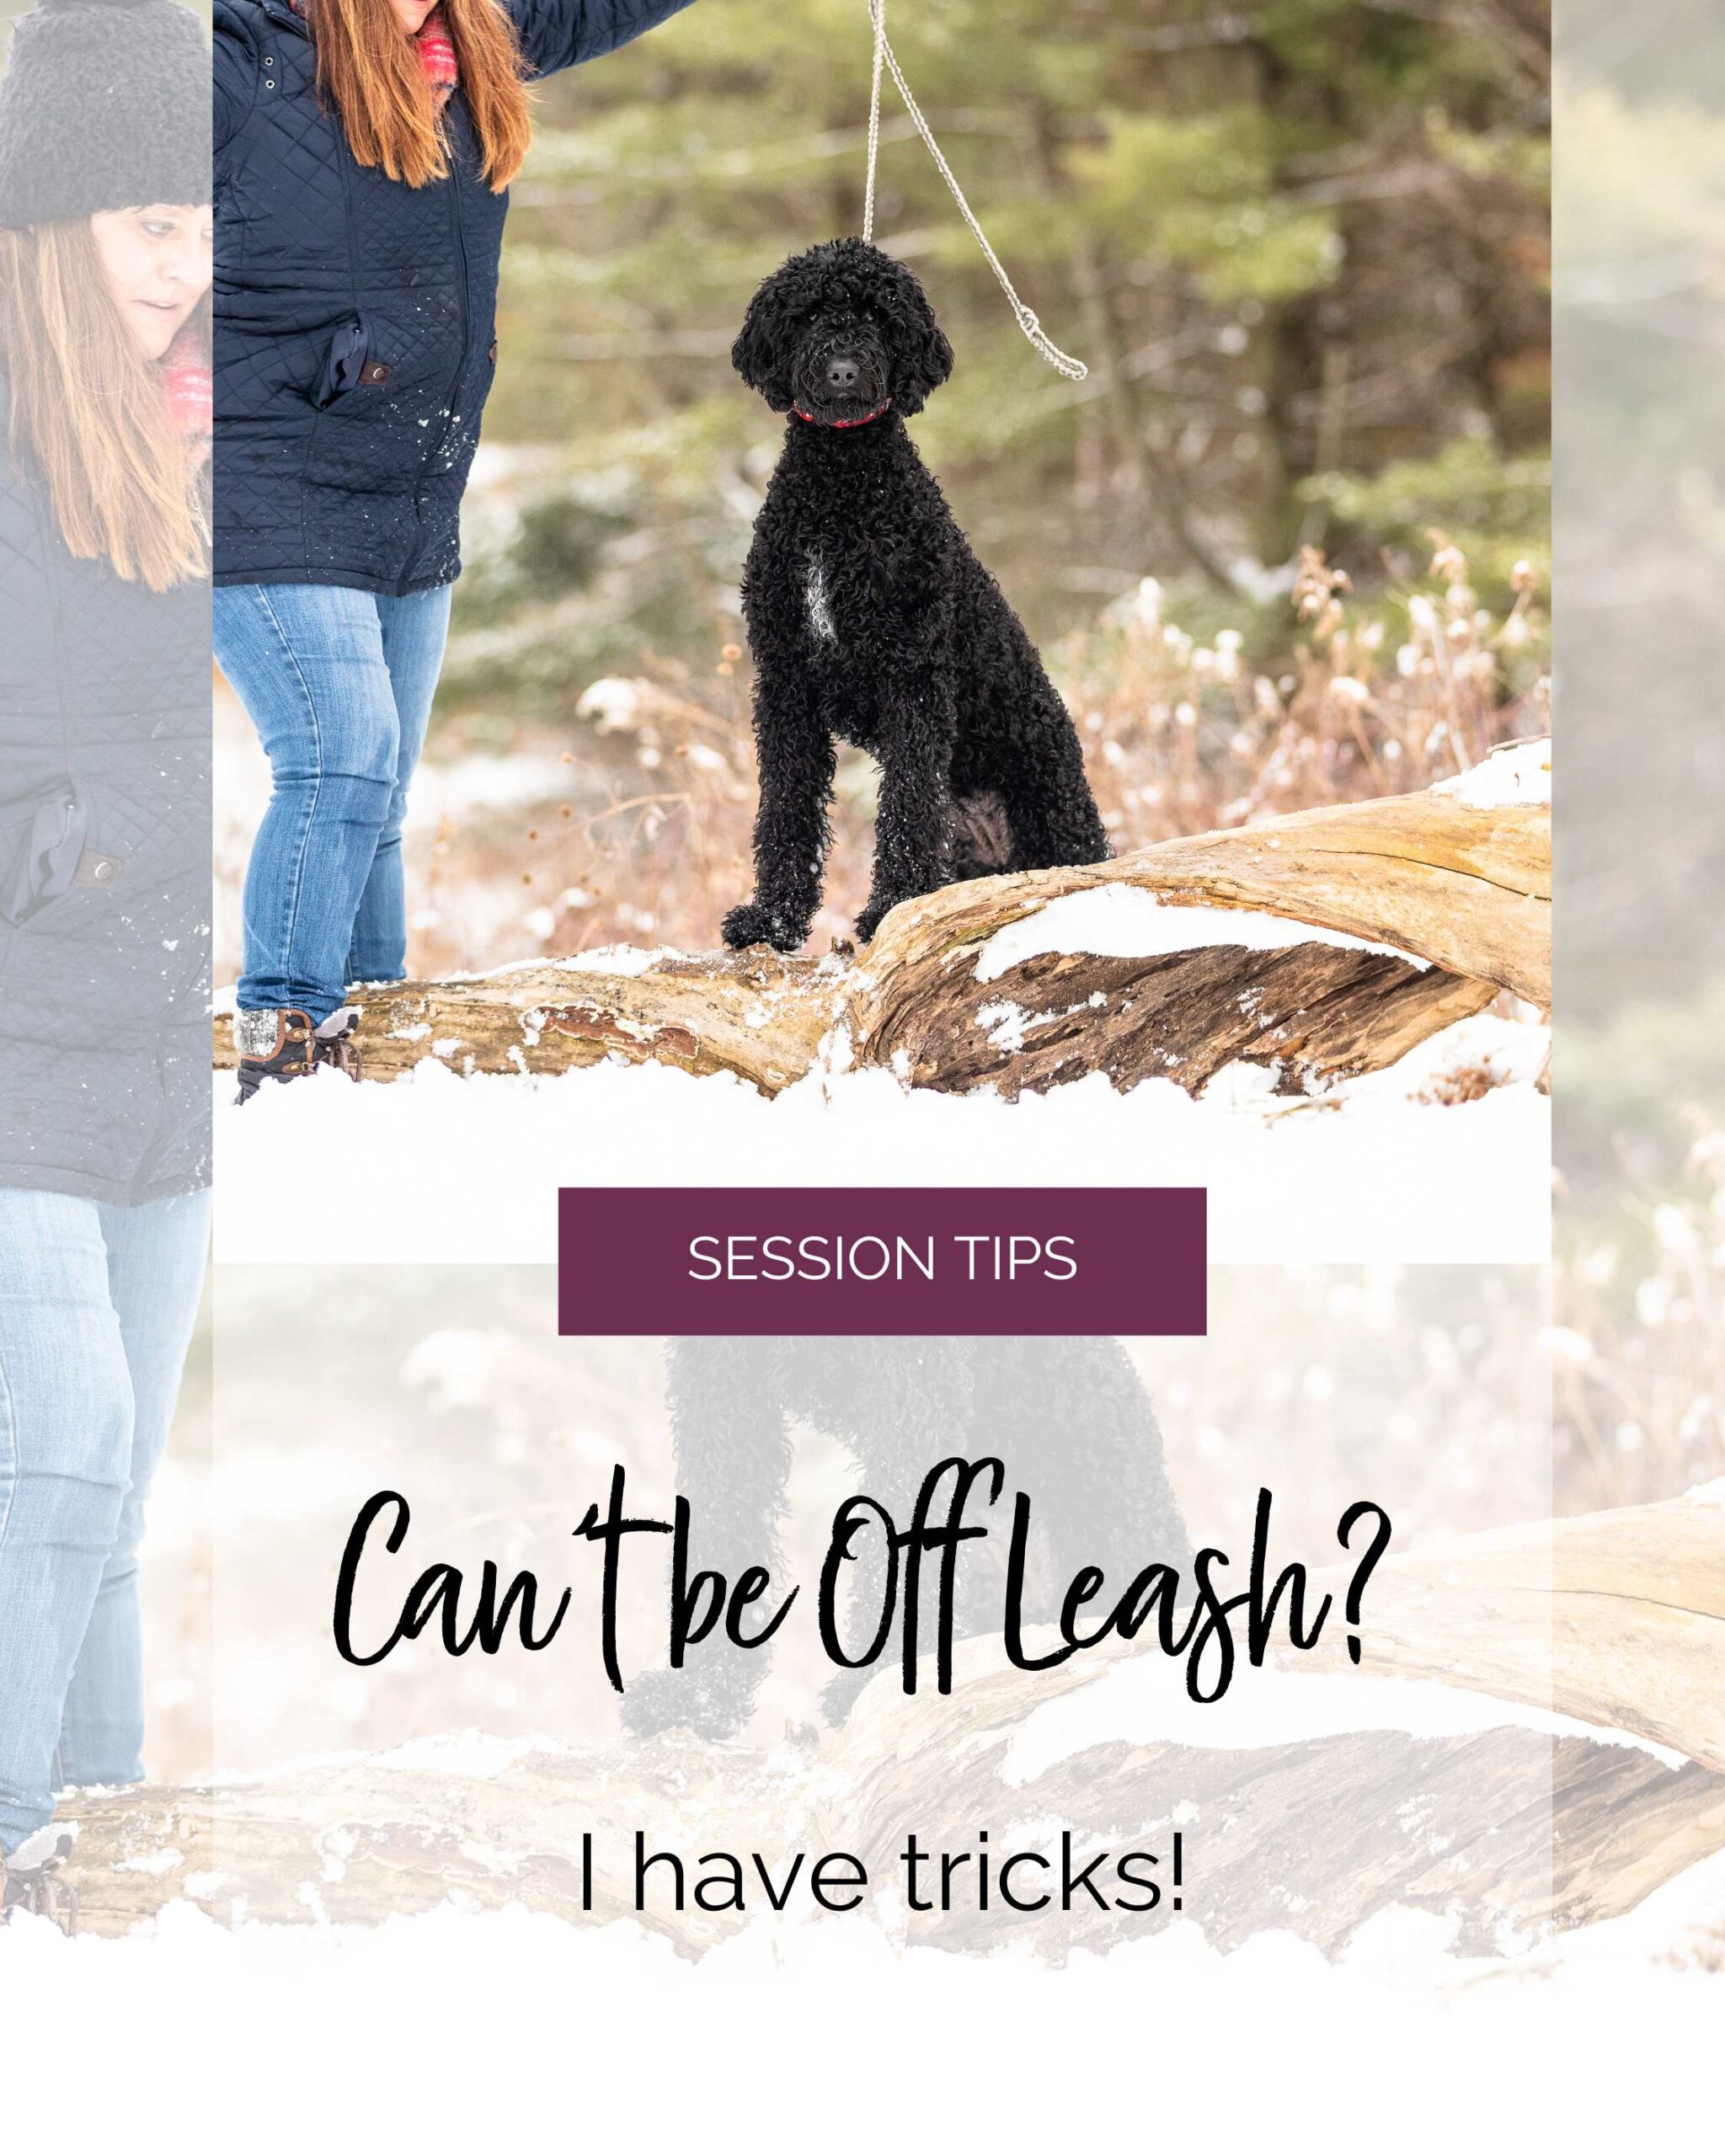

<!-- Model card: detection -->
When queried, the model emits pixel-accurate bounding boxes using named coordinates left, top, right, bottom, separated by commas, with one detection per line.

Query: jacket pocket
left=0, top=781, right=88, bottom=928
left=312, top=316, right=387, bottom=408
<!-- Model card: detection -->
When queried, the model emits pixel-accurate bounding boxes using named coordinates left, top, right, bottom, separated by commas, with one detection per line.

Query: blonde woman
left=0, top=0, right=211, bottom=1923
left=214, top=0, right=695, bottom=1097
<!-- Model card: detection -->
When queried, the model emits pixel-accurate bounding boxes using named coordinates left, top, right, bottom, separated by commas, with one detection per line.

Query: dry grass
left=1556, top=1113, right=1725, bottom=1514
left=1074, top=541, right=1545, bottom=838
left=396, top=537, right=1548, bottom=977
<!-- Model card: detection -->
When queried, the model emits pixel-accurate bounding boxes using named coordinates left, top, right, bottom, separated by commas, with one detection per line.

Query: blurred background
left=1555, top=0, right=1725, bottom=1515
left=215, top=0, right=1553, bottom=974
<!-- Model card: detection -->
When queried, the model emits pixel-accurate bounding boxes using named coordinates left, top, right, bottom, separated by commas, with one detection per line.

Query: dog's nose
left=826, top=357, right=862, bottom=392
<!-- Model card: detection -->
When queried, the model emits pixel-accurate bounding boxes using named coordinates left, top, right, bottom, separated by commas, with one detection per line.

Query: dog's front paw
left=722, top=901, right=803, bottom=953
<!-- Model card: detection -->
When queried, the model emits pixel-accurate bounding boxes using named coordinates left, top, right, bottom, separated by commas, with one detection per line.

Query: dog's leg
left=809, top=1339, right=980, bottom=1726
left=996, top=686, right=1113, bottom=871
left=722, top=663, right=836, bottom=954
left=622, top=1338, right=796, bottom=1740
left=856, top=672, right=959, bottom=943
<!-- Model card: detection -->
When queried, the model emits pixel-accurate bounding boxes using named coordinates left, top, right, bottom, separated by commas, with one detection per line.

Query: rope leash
left=859, top=0, right=1087, bottom=383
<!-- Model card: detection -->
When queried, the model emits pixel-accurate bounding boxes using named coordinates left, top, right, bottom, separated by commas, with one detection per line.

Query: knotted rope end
left=861, top=0, right=1087, bottom=387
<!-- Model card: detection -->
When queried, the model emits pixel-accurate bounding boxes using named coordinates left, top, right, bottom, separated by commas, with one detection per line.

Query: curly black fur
left=625, top=1337, right=1192, bottom=1741
left=721, top=238, right=1111, bottom=953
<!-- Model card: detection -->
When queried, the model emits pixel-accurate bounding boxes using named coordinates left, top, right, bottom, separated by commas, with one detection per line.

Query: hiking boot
left=235, top=1006, right=363, bottom=1103
left=2, top=1824, right=78, bottom=1935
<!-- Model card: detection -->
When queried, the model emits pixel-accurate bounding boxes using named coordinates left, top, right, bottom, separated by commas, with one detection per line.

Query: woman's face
left=89, top=204, right=214, bottom=361
left=390, top=0, right=440, bottom=31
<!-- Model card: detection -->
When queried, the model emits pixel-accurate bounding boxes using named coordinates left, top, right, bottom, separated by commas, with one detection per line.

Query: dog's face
left=732, top=237, right=955, bottom=424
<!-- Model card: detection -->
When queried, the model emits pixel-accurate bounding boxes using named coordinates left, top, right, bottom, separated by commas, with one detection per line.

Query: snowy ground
left=5, top=1646, right=1719, bottom=2134
left=0, top=1845, right=1717, bottom=2143
left=214, top=1011, right=1550, bottom=1265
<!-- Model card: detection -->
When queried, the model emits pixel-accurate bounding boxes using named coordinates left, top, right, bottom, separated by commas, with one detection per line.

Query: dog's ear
left=894, top=313, right=954, bottom=415
left=732, top=271, right=799, bottom=413
left=882, top=259, right=955, bottom=416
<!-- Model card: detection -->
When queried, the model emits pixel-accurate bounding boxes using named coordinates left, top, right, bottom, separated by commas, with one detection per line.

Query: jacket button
left=91, top=859, right=114, bottom=884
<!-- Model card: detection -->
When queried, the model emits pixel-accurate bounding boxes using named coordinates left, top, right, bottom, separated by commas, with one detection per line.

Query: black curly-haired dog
left=721, top=238, right=1111, bottom=953
left=625, top=1337, right=1191, bottom=1740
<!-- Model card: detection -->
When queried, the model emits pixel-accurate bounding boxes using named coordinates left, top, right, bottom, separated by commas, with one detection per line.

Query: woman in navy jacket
left=212, top=0, right=694, bottom=1096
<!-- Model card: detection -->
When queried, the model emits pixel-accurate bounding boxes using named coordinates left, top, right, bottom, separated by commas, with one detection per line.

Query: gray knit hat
left=0, top=0, right=211, bottom=229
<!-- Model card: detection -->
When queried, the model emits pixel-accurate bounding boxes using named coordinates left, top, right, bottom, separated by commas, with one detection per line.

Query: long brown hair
left=309, top=0, right=534, bottom=191
left=0, top=221, right=208, bottom=591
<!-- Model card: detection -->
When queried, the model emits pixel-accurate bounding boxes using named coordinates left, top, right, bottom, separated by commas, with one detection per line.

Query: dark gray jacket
left=0, top=383, right=211, bottom=1206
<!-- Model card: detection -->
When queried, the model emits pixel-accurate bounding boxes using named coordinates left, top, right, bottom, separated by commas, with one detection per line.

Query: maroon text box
left=558, top=1187, right=1206, bottom=1337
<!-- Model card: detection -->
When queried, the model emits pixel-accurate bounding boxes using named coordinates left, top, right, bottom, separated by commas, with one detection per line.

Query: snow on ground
left=0, top=1844, right=1717, bottom=2144
left=213, top=1014, right=1549, bottom=1265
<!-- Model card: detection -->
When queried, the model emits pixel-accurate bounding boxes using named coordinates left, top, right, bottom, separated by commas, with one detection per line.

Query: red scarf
left=416, top=6, right=458, bottom=109
left=290, top=3, right=458, bottom=108
left=159, top=325, right=211, bottom=468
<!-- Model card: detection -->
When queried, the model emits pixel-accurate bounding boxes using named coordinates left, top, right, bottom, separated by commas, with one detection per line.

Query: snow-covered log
left=212, top=746, right=1550, bottom=1099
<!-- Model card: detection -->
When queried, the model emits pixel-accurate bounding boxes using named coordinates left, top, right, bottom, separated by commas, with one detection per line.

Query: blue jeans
left=214, top=583, right=452, bottom=1025
left=0, top=1187, right=209, bottom=1854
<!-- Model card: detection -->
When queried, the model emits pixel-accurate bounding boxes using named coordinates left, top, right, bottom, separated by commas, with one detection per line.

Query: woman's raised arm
left=509, top=0, right=697, bottom=83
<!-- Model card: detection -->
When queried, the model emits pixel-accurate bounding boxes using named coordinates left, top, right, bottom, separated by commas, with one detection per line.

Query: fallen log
left=1331, top=1486, right=1725, bottom=1773
left=854, top=776, right=1547, bottom=1097
left=213, top=751, right=1550, bottom=1101
left=216, top=946, right=853, bottom=1093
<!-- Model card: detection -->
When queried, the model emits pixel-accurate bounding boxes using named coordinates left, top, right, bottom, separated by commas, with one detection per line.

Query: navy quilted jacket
left=213, top=0, right=694, bottom=594
left=0, top=385, right=211, bottom=1206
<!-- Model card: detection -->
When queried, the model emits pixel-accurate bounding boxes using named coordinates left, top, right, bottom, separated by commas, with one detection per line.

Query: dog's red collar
left=793, top=399, right=893, bottom=430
